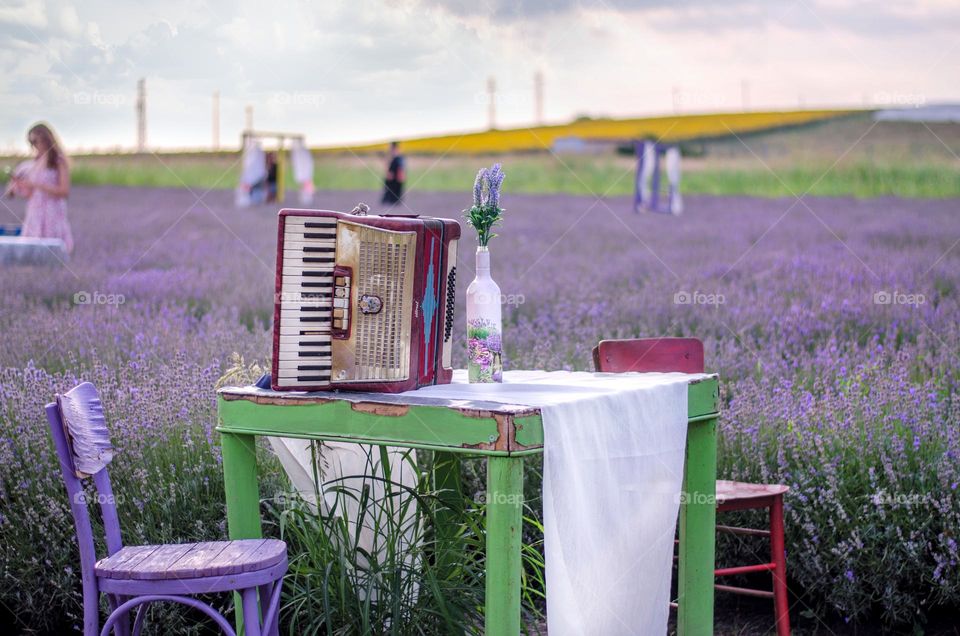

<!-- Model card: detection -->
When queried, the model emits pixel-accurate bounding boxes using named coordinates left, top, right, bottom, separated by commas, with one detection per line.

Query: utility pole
left=245, top=104, right=253, bottom=133
left=487, top=77, right=496, bottom=130
left=136, top=78, right=146, bottom=153
left=533, top=70, right=544, bottom=125
left=212, top=90, right=220, bottom=150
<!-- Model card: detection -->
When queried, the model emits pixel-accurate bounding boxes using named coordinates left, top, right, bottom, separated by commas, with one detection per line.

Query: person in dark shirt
left=265, top=152, right=278, bottom=203
left=382, top=141, right=405, bottom=205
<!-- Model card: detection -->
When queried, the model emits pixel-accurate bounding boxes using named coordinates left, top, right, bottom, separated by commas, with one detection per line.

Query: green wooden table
left=217, top=374, right=719, bottom=635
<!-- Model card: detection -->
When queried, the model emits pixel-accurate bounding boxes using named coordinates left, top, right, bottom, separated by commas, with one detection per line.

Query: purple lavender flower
left=486, top=163, right=505, bottom=209
left=473, top=167, right=486, bottom=208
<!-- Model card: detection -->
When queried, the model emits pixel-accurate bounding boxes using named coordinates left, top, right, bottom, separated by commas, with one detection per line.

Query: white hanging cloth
left=235, top=139, right=267, bottom=207
left=665, top=146, right=684, bottom=215
left=290, top=138, right=316, bottom=205
left=638, top=141, right=656, bottom=209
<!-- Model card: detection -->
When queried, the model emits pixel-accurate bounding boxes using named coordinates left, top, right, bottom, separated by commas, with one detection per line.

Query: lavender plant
left=1, top=184, right=958, bottom=631
left=465, top=163, right=505, bottom=247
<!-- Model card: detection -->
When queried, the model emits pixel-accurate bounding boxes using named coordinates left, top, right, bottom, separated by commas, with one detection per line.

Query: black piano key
left=297, top=364, right=332, bottom=371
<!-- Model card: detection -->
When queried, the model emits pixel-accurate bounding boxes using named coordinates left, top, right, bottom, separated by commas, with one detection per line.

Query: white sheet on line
left=414, top=369, right=709, bottom=635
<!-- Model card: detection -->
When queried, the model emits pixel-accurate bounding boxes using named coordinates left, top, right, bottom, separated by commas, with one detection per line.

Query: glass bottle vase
left=466, top=246, right=503, bottom=383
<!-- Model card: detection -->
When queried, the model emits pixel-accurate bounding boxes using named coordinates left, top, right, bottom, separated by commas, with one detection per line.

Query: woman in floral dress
left=6, top=123, right=73, bottom=253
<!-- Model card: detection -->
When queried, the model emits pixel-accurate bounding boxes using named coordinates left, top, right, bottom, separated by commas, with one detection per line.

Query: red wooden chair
left=46, top=382, right=287, bottom=636
left=592, top=338, right=790, bottom=636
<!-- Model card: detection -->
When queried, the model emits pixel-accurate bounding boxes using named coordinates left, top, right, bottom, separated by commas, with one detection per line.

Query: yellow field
left=316, top=109, right=858, bottom=155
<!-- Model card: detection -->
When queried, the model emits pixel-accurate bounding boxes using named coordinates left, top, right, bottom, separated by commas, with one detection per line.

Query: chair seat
left=716, top=479, right=789, bottom=505
left=96, top=539, right=286, bottom=581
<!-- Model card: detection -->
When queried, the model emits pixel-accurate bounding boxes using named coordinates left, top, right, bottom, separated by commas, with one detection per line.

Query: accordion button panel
left=276, top=216, right=338, bottom=388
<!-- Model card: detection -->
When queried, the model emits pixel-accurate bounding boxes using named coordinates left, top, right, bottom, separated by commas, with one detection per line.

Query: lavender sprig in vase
left=465, top=164, right=505, bottom=383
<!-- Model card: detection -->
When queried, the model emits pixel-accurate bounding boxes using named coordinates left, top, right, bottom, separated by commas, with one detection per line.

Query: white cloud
left=0, top=0, right=956, bottom=151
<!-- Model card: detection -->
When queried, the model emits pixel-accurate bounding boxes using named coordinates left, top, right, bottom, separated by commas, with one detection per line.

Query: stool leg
left=770, top=495, right=790, bottom=636
left=258, top=583, right=279, bottom=636
left=241, top=587, right=263, bottom=636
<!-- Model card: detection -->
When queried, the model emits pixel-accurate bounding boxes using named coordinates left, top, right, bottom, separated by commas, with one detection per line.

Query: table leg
left=432, top=452, right=464, bottom=575
left=485, top=456, right=524, bottom=635
left=677, top=417, right=717, bottom=636
left=222, top=431, right=263, bottom=635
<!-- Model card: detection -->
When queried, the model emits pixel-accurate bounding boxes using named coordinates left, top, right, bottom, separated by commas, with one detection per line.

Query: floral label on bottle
left=467, top=317, right=503, bottom=383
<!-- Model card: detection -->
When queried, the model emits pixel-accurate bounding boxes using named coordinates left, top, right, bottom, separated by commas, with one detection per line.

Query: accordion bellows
left=272, top=207, right=460, bottom=392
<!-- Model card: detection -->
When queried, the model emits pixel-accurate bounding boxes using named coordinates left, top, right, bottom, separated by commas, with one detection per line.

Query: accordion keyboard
left=276, top=216, right=337, bottom=386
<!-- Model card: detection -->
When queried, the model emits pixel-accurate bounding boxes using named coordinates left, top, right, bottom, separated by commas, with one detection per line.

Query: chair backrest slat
left=46, top=382, right=125, bottom=630
left=56, top=382, right=114, bottom=478
left=593, top=337, right=705, bottom=374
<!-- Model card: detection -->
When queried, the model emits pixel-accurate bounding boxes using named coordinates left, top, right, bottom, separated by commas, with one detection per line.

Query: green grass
left=67, top=156, right=960, bottom=198
left=17, top=116, right=960, bottom=199
left=65, top=155, right=960, bottom=199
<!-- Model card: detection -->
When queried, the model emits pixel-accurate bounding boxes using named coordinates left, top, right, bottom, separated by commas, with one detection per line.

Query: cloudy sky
left=1, top=0, right=957, bottom=151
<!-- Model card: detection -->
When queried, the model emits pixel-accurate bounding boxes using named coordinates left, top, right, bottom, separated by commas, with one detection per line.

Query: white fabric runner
left=414, top=369, right=708, bottom=635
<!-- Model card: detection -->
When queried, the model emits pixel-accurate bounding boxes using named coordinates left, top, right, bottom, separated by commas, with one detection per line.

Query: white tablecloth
left=415, top=369, right=711, bottom=635
left=270, top=369, right=710, bottom=634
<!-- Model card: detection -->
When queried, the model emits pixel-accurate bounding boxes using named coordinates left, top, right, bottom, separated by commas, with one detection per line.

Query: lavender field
left=2, top=185, right=959, bottom=632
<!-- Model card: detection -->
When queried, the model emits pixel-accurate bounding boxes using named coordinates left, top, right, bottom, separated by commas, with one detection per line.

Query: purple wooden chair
left=46, top=382, right=287, bottom=636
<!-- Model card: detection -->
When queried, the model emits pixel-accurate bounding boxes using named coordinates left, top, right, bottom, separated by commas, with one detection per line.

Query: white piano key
left=278, top=300, right=333, bottom=309
left=276, top=359, right=333, bottom=369
left=283, top=247, right=336, bottom=260
left=278, top=334, right=331, bottom=343
left=282, top=263, right=335, bottom=275
left=282, top=275, right=334, bottom=287
left=281, top=239, right=337, bottom=248
left=280, top=317, right=334, bottom=328
left=278, top=322, right=332, bottom=333
left=277, top=372, right=331, bottom=380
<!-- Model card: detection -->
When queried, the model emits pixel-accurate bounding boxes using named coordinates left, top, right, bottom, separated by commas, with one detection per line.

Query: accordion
left=271, top=206, right=460, bottom=392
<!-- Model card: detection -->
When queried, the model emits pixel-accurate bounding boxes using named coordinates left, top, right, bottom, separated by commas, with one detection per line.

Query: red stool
left=593, top=337, right=791, bottom=636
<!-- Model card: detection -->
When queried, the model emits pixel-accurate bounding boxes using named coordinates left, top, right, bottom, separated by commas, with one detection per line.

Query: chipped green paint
left=218, top=397, right=500, bottom=450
